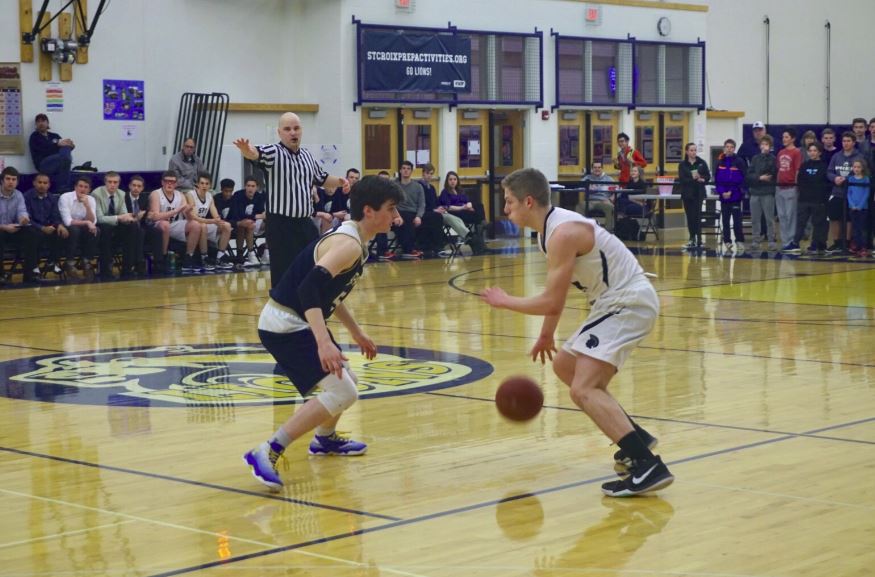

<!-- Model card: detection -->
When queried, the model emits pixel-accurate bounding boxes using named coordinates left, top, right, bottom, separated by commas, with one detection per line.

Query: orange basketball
left=495, top=376, right=543, bottom=421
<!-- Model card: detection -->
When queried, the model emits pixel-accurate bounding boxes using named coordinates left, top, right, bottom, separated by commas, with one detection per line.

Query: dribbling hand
left=353, top=331, right=377, bottom=360
left=529, top=335, right=556, bottom=365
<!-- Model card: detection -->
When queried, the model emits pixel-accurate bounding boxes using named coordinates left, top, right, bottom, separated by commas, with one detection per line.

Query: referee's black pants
left=266, top=213, right=319, bottom=288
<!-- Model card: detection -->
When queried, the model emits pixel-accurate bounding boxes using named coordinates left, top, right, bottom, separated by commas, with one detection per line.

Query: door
left=361, top=107, right=399, bottom=177
left=662, top=111, right=690, bottom=177
left=635, top=111, right=659, bottom=175
left=590, top=110, right=620, bottom=174
left=558, top=111, right=586, bottom=179
left=402, top=108, right=439, bottom=175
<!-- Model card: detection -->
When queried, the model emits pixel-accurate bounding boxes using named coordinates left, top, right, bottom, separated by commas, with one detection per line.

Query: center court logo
left=0, top=343, right=493, bottom=407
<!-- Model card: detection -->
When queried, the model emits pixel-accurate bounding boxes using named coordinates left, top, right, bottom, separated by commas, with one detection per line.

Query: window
left=592, top=125, right=613, bottom=167
left=459, top=125, right=482, bottom=169
left=405, top=125, right=432, bottom=168
left=364, top=125, right=391, bottom=170
left=559, top=126, right=580, bottom=166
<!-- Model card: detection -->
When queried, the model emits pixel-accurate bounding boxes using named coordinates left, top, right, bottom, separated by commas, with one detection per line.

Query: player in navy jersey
left=481, top=168, right=673, bottom=497
left=244, top=176, right=403, bottom=490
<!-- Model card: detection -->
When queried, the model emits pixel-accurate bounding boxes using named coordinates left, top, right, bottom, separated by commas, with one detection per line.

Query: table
left=629, top=194, right=720, bottom=233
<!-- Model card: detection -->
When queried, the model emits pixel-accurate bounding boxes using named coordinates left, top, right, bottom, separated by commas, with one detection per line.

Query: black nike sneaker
left=613, top=435, right=658, bottom=475
left=601, top=456, right=674, bottom=497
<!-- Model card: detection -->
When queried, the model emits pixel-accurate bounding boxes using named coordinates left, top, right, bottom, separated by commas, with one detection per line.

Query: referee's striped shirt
left=255, top=143, right=328, bottom=218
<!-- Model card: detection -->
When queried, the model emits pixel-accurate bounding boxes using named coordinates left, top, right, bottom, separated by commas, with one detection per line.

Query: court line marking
left=0, top=487, right=427, bottom=577
left=0, top=518, right=137, bottom=549
left=143, top=415, right=875, bottom=577
left=0, top=342, right=65, bottom=353
left=0, top=446, right=401, bottom=522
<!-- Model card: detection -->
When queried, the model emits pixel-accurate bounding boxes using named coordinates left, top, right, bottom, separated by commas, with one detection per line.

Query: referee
left=234, top=112, right=349, bottom=287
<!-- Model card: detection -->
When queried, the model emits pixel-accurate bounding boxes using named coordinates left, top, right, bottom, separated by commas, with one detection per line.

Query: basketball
left=495, top=376, right=543, bottom=421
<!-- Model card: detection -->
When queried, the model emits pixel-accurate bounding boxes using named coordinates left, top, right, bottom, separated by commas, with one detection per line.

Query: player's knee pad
left=315, top=369, right=358, bottom=416
left=342, top=361, right=359, bottom=385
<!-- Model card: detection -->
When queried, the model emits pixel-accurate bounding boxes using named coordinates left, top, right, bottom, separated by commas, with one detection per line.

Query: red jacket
left=614, top=146, right=647, bottom=183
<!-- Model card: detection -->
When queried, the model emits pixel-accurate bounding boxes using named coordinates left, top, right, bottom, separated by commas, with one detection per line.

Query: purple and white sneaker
left=308, top=432, right=368, bottom=456
left=243, top=441, right=284, bottom=490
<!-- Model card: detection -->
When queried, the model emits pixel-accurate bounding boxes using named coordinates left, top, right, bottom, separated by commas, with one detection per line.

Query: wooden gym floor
left=0, top=239, right=873, bottom=577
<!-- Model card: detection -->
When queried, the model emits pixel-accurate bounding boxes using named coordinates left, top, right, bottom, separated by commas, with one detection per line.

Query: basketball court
left=1, top=242, right=873, bottom=577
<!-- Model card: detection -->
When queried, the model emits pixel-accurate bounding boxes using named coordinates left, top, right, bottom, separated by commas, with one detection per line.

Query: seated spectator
left=124, top=175, right=150, bottom=276
left=147, top=170, right=202, bottom=273
left=328, top=168, right=358, bottom=224
left=416, top=163, right=448, bottom=256
left=436, top=170, right=471, bottom=246
left=93, top=171, right=139, bottom=279
left=57, top=176, right=99, bottom=280
left=714, top=139, right=747, bottom=252
left=231, top=177, right=266, bottom=267
left=375, top=160, right=423, bottom=260
left=311, top=185, right=336, bottom=234
left=29, top=113, right=75, bottom=193
left=617, top=165, right=649, bottom=218
left=187, top=173, right=234, bottom=269
left=579, top=161, right=615, bottom=232
left=377, top=170, right=391, bottom=179
left=0, top=167, right=41, bottom=284
left=214, top=178, right=236, bottom=222
left=168, top=138, right=205, bottom=191
left=24, top=173, right=66, bottom=277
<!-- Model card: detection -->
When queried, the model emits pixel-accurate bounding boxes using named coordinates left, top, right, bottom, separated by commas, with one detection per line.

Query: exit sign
left=585, top=4, right=601, bottom=25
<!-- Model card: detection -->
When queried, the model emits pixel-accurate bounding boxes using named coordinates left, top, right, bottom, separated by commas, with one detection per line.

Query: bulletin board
left=0, top=63, right=24, bottom=155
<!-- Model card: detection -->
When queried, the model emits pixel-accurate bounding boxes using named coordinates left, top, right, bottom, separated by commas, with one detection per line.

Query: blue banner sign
left=363, top=30, right=471, bottom=93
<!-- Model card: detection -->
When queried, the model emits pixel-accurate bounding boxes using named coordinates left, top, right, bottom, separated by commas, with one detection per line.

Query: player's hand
left=317, top=340, right=349, bottom=379
left=340, top=177, right=350, bottom=193
left=353, top=331, right=377, bottom=360
left=480, top=287, right=509, bottom=309
left=413, top=216, right=421, bottom=227
left=529, top=335, right=557, bottom=365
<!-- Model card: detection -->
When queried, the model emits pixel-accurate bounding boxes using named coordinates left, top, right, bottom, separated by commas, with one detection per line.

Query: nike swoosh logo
left=632, top=463, right=659, bottom=485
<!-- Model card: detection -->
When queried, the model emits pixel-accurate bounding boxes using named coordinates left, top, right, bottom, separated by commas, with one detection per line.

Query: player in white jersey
left=188, top=173, right=234, bottom=270
left=481, top=168, right=673, bottom=497
left=147, top=170, right=203, bottom=273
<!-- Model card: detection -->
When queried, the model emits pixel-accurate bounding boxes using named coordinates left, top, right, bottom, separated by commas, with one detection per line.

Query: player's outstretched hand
left=529, top=335, right=556, bottom=365
left=353, top=331, right=377, bottom=360
left=317, top=341, right=349, bottom=378
left=480, top=287, right=508, bottom=309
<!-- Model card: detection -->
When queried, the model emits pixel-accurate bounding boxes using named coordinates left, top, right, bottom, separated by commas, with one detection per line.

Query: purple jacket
left=714, top=154, right=746, bottom=203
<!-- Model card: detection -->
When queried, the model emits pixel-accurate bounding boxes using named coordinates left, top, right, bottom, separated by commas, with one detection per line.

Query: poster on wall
left=362, top=30, right=471, bottom=93
left=0, top=63, right=23, bottom=154
left=103, top=79, right=144, bottom=121
left=46, top=82, right=63, bottom=113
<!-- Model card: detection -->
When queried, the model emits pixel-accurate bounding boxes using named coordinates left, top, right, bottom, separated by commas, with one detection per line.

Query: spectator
left=231, top=177, right=267, bottom=267
left=331, top=168, right=359, bottom=223
left=846, top=160, right=870, bottom=256
left=377, top=170, right=391, bottom=179
left=677, top=143, right=711, bottom=249
left=868, top=118, right=875, bottom=168
left=311, top=186, right=336, bottom=234
left=168, top=138, right=205, bottom=191
left=375, top=160, right=424, bottom=260
left=24, top=173, right=66, bottom=276
left=777, top=128, right=803, bottom=252
left=795, top=143, right=830, bottom=255
left=124, top=175, right=150, bottom=275
left=148, top=170, right=202, bottom=273
left=28, top=113, right=75, bottom=193
left=738, top=120, right=767, bottom=164
left=579, top=161, right=616, bottom=232
left=851, top=117, right=870, bottom=158
left=436, top=170, right=473, bottom=249
left=0, top=167, right=40, bottom=284
left=801, top=130, right=818, bottom=151
left=746, top=135, right=778, bottom=251
left=57, top=176, right=98, bottom=280
left=188, top=173, right=235, bottom=270
left=417, top=163, right=449, bottom=257
left=821, top=128, right=839, bottom=163
left=614, top=132, right=647, bottom=184
left=714, top=139, right=747, bottom=253
left=214, top=178, right=236, bottom=223
left=93, top=171, right=138, bottom=279
left=826, top=131, right=866, bottom=253
left=616, top=165, right=648, bottom=218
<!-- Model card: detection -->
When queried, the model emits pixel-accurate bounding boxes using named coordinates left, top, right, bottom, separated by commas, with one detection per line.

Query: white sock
left=315, top=425, right=335, bottom=437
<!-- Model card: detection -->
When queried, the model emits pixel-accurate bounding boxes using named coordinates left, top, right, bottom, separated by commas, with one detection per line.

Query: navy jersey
left=270, top=220, right=368, bottom=319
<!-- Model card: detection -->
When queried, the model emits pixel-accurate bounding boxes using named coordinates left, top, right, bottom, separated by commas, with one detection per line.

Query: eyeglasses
left=163, top=179, right=177, bottom=184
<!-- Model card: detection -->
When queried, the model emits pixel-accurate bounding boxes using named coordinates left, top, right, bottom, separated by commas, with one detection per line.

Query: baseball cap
left=752, top=121, right=765, bottom=129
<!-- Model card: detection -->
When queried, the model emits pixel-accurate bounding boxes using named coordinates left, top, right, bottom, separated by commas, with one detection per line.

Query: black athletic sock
left=617, top=431, right=656, bottom=463
left=623, top=411, right=654, bottom=444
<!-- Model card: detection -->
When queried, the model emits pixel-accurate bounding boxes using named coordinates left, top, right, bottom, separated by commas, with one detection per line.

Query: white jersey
left=156, top=189, right=185, bottom=222
left=538, top=207, right=645, bottom=304
left=189, top=191, right=213, bottom=219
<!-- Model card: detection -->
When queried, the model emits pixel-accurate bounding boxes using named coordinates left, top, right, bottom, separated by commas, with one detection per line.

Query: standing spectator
left=187, top=173, right=235, bottom=270
left=124, top=175, right=150, bottom=275
left=0, top=167, right=40, bottom=284
left=868, top=118, right=875, bottom=168
left=801, top=130, right=818, bottom=151
left=746, top=135, right=778, bottom=251
left=776, top=128, right=803, bottom=252
left=579, top=161, right=616, bottom=232
left=375, top=160, right=424, bottom=260
left=168, top=138, right=205, bottom=191
left=613, top=133, right=647, bottom=184
left=24, top=173, right=66, bottom=276
left=851, top=117, right=870, bottom=158
left=148, top=170, right=202, bottom=273
left=677, top=143, right=711, bottom=249
left=93, top=171, right=138, bottom=279
left=234, top=113, right=349, bottom=287
left=28, top=113, right=75, bottom=193
left=57, top=176, right=98, bottom=280
left=232, top=177, right=267, bottom=267
left=714, top=139, right=746, bottom=253
left=826, top=132, right=866, bottom=253
left=846, top=160, right=870, bottom=256
left=821, top=128, right=839, bottom=164
left=795, top=143, right=830, bottom=254
left=738, top=121, right=767, bottom=164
